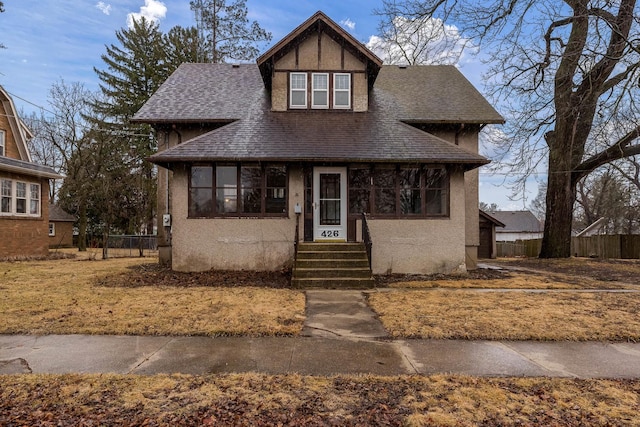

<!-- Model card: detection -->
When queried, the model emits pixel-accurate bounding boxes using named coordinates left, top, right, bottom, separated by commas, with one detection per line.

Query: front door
left=313, top=167, right=347, bottom=241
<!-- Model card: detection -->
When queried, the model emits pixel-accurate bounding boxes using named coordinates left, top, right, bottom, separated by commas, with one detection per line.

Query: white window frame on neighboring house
left=311, top=73, right=329, bottom=109
left=49, top=223, right=56, bottom=236
left=333, top=73, right=351, bottom=109
left=0, top=130, right=5, bottom=156
left=1, top=179, right=11, bottom=213
left=0, top=179, right=41, bottom=217
left=289, top=72, right=307, bottom=109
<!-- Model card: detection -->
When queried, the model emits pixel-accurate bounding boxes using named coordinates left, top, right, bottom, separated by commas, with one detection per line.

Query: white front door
left=313, top=167, right=347, bottom=241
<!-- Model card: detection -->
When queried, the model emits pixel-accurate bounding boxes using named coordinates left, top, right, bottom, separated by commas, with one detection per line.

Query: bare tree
left=368, top=11, right=467, bottom=65
left=377, top=0, right=640, bottom=257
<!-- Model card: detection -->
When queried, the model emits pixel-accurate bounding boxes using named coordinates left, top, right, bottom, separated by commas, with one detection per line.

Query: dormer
left=257, top=11, right=382, bottom=112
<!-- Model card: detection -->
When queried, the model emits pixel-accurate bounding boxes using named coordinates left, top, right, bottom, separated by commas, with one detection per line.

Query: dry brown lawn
left=387, top=272, right=583, bottom=289
left=369, top=289, right=640, bottom=340
left=0, top=257, right=304, bottom=336
left=1, top=373, right=639, bottom=425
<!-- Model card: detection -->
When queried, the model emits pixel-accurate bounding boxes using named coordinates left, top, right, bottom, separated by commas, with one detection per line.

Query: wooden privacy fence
left=497, top=235, right=640, bottom=259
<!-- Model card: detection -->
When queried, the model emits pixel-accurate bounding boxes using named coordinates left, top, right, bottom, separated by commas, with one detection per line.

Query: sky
left=0, top=0, right=538, bottom=209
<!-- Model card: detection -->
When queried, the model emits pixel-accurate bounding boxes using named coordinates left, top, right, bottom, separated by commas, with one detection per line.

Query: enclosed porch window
left=189, top=164, right=288, bottom=218
left=348, top=165, right=449, bottom=218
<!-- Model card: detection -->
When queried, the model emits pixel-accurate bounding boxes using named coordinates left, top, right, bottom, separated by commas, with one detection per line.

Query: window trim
left=188, top=163, right=289, bottom=219
left=49, top=223, right=56, bottom=236
left=289, top=72, right=308, bottom=109
left=0, top=179, right=42, bottom=217
left=0, top=130, right=5, bottom=157
left=333, top=73, right=352, bottom=109
left=311, top=73, right=329, bottom=109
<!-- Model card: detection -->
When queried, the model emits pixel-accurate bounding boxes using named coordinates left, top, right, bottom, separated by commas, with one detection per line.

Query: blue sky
left=0, top=0, right=536, bottom=209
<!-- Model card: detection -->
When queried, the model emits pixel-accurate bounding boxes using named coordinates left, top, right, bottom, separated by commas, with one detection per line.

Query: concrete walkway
left=3, top=289, right=640, bottom=378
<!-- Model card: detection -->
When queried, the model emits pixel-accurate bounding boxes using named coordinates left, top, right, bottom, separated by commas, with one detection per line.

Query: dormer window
left=290, top=73, right=307, bottom=108
left=312, top=73, right=329, bottom=108
left=289, top=72, right=352, bottom=110
left=334, top=74, right=351, bottom=109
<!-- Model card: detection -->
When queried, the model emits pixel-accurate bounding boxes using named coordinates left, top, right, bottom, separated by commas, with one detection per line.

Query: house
left=491, top=210, right=543, bottom=242
left=0, top=85, right=62, bottom=258
left=48, top=204, right=75, bottom=248
left=478, top=210, right=505, bottom=259
left=133, top=11, right=503, bottom=276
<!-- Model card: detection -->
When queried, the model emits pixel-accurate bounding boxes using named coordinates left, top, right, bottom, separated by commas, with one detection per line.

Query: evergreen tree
left=190, top=0, right=272, bottom=63
left=164, top=25, right=201, bottom=66
left=89, top=17, right=171, bottom=236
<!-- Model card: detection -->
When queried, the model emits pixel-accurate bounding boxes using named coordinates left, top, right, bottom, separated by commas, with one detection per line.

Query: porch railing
left=362, top=213, right=373, bottom=270
left=294, top=210, right=300, bottom=262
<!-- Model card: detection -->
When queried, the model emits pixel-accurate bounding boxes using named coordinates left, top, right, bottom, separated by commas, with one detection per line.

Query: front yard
left=2, top=255, right=640, bottom=425
left=0, top=257, right=304, bottom=336
left=2, top=255, right=638, bottom=341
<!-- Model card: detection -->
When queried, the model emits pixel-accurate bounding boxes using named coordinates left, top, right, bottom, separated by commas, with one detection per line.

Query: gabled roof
left=492, top=211, right=543, bottom=233
left=0, top=156, right=62, bottom=179
left=0, top=85, right=34, bottom=161
left=480, top=210, right=505, bottom=227
left=256, top=11, right=383, bottom=90
left=49, top=204, right=75, bottom=222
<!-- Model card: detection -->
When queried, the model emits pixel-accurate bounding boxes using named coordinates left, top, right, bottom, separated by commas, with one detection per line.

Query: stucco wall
left=170, top=165, right=305, bottom=272
left=424, top=126, right=481, bottom=269
left=367, top=170, right=467, bottom=275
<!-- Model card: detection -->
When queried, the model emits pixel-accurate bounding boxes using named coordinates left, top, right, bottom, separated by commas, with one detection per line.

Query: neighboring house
left=0, top=85, right=62, bottom=258
left=48, top=204, right=75, bottom=248
left=478, top=210, right=505, bottom=259
left=492, top=210, right=544, bottom=241
left=134, top=11, right=503, bottom=274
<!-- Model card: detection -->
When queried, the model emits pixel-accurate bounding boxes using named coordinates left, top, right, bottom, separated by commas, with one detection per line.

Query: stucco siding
left=170, top=165, right=304, bottom=272
left=367, top=171, right=467, bottom=275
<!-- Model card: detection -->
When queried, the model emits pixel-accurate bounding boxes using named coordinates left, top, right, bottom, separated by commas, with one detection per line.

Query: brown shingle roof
left=374, top=66, right=504, bottom=124
left=135, top=63, right=502, bottom=168
left=149, top=110, right=489, bottom=168
left=132, top=64, right=264, bottom=123
left=48, top=204, right=75, bottom=222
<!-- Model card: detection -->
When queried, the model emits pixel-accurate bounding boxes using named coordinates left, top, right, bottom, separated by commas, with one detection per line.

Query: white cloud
left=96, top=2, right=112, bottom=15
left=127, top=0, right=167, bottom=28
left=366, top=16, right=469, bottom=66
left=340, top=18, right=356, bottom=31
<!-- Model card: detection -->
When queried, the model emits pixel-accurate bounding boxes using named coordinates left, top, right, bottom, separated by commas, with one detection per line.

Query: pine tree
left=190, top=0, right=272, bottom=63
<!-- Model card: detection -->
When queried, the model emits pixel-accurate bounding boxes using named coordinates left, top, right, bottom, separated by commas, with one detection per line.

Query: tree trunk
left=77, top=197, right=87, bottom=252
left=539, top=145, right=576, bottom=258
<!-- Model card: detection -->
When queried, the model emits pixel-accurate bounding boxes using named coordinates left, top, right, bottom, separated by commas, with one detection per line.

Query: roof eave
left=0, top=163, right=63, bottom=179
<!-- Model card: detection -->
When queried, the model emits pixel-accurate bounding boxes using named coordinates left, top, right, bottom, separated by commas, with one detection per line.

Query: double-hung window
left=30, top=184, right=40, bottom=215
left=312, top=73, right=329, bottom=108
left=0, top=179, right=41, bottom=216
left=290, top=73, right=307, bottom=108
left=15, top=182, right=27, bottom=214
left=1, top=179, right=11, bottom=213
left=0, top=130, right=5, bottom=156
left=333, top=73, right=351, bottom=109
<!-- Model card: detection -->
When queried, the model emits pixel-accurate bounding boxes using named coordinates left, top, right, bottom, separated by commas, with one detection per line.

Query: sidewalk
left=2, top=290, right=640, bottom=378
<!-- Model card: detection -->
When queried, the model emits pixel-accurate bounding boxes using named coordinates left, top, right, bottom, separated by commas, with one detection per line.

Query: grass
left=387, top=272, right=583, bottom=289
left=0, top=257, right=305, bottom=336
left=1, top=373, right=639, bottom=425
left=368, top=289, right=640, bottom=340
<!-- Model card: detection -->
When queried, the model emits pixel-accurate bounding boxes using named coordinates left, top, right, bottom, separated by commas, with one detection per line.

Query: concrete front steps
left=292, top=242, right=374, bottom=288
